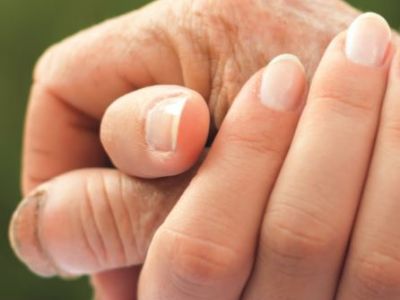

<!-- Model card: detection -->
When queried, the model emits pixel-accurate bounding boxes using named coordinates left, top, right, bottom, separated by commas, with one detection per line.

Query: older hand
left=10, top=0, right=360, bottom=299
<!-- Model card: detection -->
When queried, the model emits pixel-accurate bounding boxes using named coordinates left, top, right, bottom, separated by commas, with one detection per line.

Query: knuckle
left=352, top=251, right=400, bottom=296
left=208, top=54, right=246, bottom=129
left=80, top=172, right=128, bottom=267
left=194, top=1, right=250, bottom=130
left=223, top=121, right=284, bottom=159
left=264, top=221, right=332, bottom=260
left=155, top=227, right=245, bottom=294
left=209, top=66, right=240, bottom=130
left=311, top=90, right=375, bottom=121
left=261, top=203, right=337, bottom=273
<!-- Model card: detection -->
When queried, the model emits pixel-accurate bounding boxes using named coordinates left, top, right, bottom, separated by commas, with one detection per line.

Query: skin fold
left=9, top=0, right=385, bottom=299
left=23, top=0, right=359, bottom=193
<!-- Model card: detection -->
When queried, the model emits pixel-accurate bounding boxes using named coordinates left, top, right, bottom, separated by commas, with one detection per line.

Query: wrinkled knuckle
left=156, top=228, right=243, bottom=294
left=186, top=0, right=258, bottom=131
left=261, top=211, right=336, bottom=271
left=223, top=126, right=283, bottom=159
left=80, top=172, right=127, bottom=266
left=199, top=6, right=247, bottom=130
left=312, top=89, right=375, bottom=121
left=352, top=252, right=400, bottom=296
left=209, top=56, right=245, bottom=129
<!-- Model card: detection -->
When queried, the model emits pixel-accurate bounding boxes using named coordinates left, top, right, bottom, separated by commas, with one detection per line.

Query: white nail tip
left=146, top=96, right=188, bottom=152
left=345, top=12, right=391, bottom=66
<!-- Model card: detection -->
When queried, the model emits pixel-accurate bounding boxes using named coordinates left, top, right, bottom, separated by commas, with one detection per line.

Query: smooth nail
left=260, top=54, right=306, bottom=111
left=145, top=96, right=188, bottom=152
left=346, top=12, right=391, bottom=66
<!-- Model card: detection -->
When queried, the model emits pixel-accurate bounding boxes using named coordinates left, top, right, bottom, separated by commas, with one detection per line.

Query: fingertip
left=345, top=12, right=391, bottom=67
left=321, top=12, right=394, bottom=71
left=9, top=184, right=59, bottom=277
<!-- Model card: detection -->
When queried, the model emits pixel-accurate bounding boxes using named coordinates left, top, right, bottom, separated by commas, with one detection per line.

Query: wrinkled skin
left=14, top=0, right=365, bottom=299
left=165, top=0, right=358, bottom=129
left=30, top=1, right=358, bottom=188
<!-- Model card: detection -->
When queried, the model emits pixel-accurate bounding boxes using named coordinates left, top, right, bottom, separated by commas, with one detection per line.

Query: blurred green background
left=0, top=0, right=399, bottom=299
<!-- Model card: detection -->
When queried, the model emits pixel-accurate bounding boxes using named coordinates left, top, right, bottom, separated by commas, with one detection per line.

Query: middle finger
left=243, top=13, right=393, bottom=300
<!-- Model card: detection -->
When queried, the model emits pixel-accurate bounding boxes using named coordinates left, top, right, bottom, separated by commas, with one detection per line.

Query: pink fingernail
left=145, top=96, right=188, bottom=152
left=346, top=13, right=391, bottom=67
left=260, top=54, right=306, bottom=111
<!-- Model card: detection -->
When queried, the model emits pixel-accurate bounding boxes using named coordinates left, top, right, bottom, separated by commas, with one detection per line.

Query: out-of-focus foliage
left=0, top=0, right=398, bottom=299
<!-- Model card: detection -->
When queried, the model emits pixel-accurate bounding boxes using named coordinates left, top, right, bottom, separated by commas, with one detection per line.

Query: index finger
left=138, top=54, right=306, bottom=300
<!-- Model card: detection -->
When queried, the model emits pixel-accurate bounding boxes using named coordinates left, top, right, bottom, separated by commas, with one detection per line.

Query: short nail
left=346, top=12, right=391, bottom=66
left=9, top=186, right=59, bottom=277
left=145, top=96, right=188, bottom=152
left=260, top=54, right=306, bottom=111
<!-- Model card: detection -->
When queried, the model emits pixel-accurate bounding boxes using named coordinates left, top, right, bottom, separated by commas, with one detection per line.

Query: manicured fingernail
left=260, top=54, right=306, bottom=111
left=9, top=186, right=59, bottom=277
left=145, top=96, right=188, bottom=152
left=346, top=12, right=391, bottom=66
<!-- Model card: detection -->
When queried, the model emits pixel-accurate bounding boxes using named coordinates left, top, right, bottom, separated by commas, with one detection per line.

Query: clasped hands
left=9, top=0, right=400, bottom=299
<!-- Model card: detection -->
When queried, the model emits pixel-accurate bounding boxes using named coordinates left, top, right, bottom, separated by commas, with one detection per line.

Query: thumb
left=10, top=84, right=209, bottom=278
left=9, top=162, right=202, bottom=277
left=101, top=85, right=210, bottom=178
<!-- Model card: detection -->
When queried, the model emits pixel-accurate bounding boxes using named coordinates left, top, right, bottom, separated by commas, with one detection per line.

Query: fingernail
left=346, top=12, right=391, bottom=66
left=145, top=96, right=188, bottom=152
left=260, top=54, right=306, bottom=111
left=9, top=186, right=59, bottom=277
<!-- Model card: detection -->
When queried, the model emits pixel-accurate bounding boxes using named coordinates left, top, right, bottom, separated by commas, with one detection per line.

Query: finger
left=92, top=82, right=209, bottom=300
left=9, top=164, right=200, bottom=277
left=22, top=0, right=357, bottom=193
left=242, top=13, right=393, bottom=300
left=138, top=54, right=306, bottom=300
left=91, top=266, right=141, bottom=300
left=336, top=44, right=400, bottom=299
left=22, top=2, right=207, bottom=193
left=100, top=85, right=209, bottom=178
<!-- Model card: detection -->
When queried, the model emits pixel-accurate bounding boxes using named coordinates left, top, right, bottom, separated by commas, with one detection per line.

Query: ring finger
left=243, top=13, right=393, bottom=300
left=336, top=42, right=400, bottom=299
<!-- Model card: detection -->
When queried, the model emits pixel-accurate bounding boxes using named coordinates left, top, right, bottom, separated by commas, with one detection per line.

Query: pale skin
left=9, top=0, right=400, bottom=299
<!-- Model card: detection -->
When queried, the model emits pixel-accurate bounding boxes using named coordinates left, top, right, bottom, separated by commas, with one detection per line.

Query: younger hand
left=141, top=13, right=400, bottom=300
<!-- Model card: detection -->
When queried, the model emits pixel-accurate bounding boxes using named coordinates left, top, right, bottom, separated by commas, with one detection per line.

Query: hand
left=139, top=13, right=400, bottom=300
left=9, top=0, right=361, bottom=299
